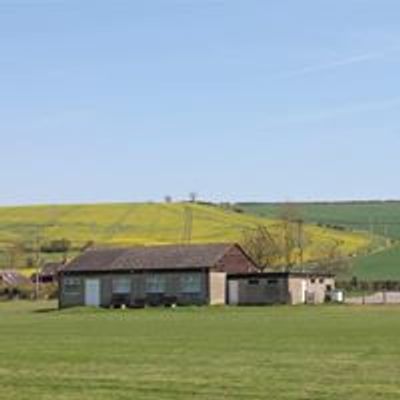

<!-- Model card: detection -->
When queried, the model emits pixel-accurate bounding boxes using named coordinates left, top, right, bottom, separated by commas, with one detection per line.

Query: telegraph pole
left=296, top=219, right=304, bottom=265
left=369, top=217, right=374, bottom=239
left=384, top=224, right=391, bottom=248
left=34, top=229, right=41, bottom=300
left=182, top=206, right=193, bottom=244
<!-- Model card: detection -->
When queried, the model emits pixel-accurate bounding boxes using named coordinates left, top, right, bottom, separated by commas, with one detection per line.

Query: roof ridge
left=109, top=248, right=133, bottom=268
left=211, top=243, right=236, bottom=266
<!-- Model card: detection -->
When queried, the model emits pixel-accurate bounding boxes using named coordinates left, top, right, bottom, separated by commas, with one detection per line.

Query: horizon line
left=0, top=198, right=400, bottom=208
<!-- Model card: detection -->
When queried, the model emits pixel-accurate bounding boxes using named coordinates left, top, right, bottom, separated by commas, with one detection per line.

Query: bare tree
left=241, top=225, right=282, bottom=272
left=315, top=239, right=352, bottom=274
left=279, top=203, right=306, bottom=268
left=6, top=242, right=25, bottom=270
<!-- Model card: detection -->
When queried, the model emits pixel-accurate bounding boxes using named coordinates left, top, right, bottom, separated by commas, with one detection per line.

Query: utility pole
left=34, top=230, right=41, bottom=300
left=283, top=218, right=291, bottom=268
left=369, top=217, right=374, bottom=239
left=182, top=206, right=193, bottom=244
left=296, top=219, right=304, bottom=265
left=384, top=224, right=391, bottom=248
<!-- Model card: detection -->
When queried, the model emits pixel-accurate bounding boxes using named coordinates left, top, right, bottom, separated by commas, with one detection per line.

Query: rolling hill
left=237, top=201, right=400, bottom=280
left=0, top=202, right=372, bottom=271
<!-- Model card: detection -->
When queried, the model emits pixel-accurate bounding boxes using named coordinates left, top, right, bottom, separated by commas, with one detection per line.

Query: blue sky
left=0, top=0, right=399, bottom=205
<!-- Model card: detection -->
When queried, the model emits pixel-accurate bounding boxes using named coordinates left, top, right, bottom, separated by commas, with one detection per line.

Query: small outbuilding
left=59, top=243, right=257, bottom=308
left=0, top=270, right=31, bottom=287
left=227, top=272, right=335, bottom=305
left=0, top=270, right=32, bottom=299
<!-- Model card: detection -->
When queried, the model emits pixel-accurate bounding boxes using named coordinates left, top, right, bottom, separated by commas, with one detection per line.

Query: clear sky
left=0, top=0, right=399, bottom=205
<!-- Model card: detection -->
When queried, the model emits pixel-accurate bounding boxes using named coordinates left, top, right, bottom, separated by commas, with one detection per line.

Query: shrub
left=38, top=283, right=58, bottom=300
left=40, top=239, right=71, bottom=253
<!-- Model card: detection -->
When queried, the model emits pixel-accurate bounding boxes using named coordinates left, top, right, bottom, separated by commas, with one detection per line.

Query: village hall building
left=59, top=243, right=335, bottom=308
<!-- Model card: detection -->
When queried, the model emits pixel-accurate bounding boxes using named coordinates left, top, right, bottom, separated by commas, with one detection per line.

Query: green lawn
left=1, top=302, right=400, bottom=400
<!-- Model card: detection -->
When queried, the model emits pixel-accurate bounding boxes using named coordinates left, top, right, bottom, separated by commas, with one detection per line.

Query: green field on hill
left=238, top=201, right=400, bottom=280
left=0, top=202, right=371, bottom=271
left=1, top=301, right=400, bottom=400
left=237, top=201, right=400, bottom=238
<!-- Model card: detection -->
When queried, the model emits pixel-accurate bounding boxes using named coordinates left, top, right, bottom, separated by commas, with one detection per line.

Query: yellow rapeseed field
left=0, top=202, right=372, bottom=265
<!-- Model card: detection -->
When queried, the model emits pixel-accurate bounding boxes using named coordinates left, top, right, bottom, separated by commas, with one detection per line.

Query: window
left=319, top=278, right=325, bottom=284
left=310, top=278, right=316, bottom=284
left=267, top=279, right=278, bottom=286
left=63, top=277, right=81, bottom=295
left=248, top=279, right=260, bottom=285
left=181, top=274, right=201, bottom=293
left=112, top=277, right=131, bottom=294
left=146, top=274, right=166, bottom=294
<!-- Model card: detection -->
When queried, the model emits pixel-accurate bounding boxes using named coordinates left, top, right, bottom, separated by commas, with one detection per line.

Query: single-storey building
left=59, top=243, right=336, bottom=308
left=59, top=243, right=257, bottom=308
left=0, top=270, right=32, bottom=287
left=227, top=272, right=335, bottom=305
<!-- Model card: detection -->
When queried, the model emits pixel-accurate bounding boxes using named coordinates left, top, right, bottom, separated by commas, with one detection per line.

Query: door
left=228, top=280, right=239, bottom=305
left=301, top=279, right=307, bottom=304
left=85, top=278, right=101, bottom=306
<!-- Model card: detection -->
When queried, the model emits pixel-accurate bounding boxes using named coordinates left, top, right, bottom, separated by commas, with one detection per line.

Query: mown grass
left=1, top=301, right=400, bottom=400
left=0, top=202, right=370, bottom=268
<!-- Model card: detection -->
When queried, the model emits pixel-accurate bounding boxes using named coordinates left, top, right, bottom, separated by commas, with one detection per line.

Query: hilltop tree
left=189, top=192, right=197, bottom=203
left=6, top=242, right=25, bottom=269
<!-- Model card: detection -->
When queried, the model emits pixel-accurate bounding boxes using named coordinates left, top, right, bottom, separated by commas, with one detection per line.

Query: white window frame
left=112, top=277, right=131, bottom=294
left=145, top=274, right=166, bottom=294
left=180, top=274, right=201, bottom=294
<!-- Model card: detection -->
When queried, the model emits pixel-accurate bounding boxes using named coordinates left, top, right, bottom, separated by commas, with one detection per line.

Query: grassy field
left=0, top=202, right=370, bottom=269
left=1, top=301, right=400, bottom=400
left=238, top=202, right=400, bottom=280
left=352, top=245, right=400, bottom=280
left=237, top=201, right=400, bottom=238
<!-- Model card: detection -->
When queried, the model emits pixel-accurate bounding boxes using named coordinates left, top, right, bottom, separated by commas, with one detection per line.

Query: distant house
left=0, top=270, right=32, bottom=299
left=227, top=272, right=335, bottom=305
left=31, top=262, right=65, bottom=284
left=0, top=270, right=31, bottom=287
left=59, top=243, right=257, bottom=308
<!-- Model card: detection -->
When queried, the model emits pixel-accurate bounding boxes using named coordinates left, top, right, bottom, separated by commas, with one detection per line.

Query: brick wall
left=216, top=245, right=257, bottom=274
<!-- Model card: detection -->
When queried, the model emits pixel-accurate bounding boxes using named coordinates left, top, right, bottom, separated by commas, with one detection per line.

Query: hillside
left=237, top=201, right=400, bottom=238
left=0, top=202, right=371, bottom=270
left=237, top=201, right=400, bottom=280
